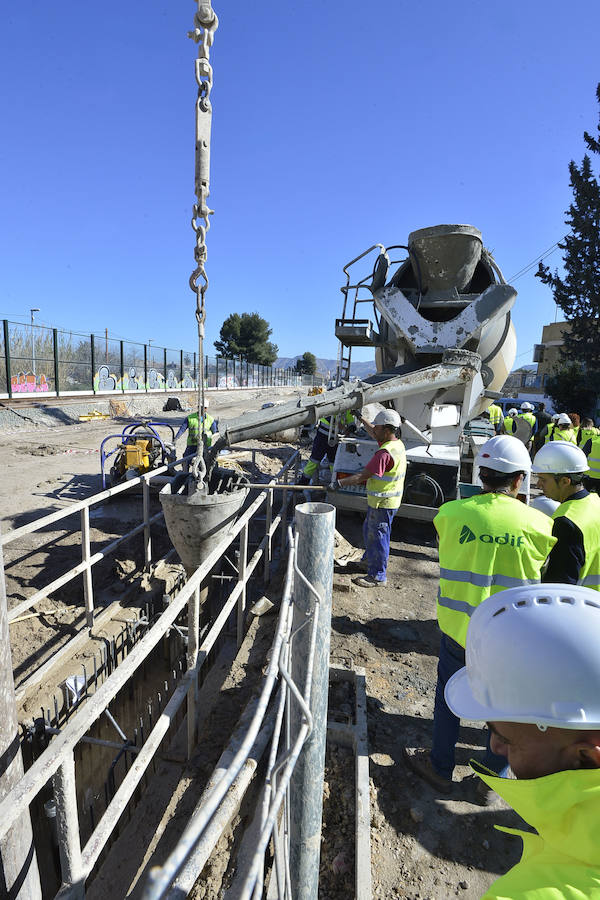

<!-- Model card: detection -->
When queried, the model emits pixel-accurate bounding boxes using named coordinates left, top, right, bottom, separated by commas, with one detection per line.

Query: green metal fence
left=0, top=321, right=307, bottom=398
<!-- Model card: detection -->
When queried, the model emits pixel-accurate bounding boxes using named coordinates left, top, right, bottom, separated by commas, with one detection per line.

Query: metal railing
left=0, top=452, right=301, bottom=898
left=141, top=502, right=335, bottom=900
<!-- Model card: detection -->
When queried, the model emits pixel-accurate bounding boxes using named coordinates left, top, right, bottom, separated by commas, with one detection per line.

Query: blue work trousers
left=431, top=633, right=508, bottom=780
left=362, top=506, right=396, bottom=582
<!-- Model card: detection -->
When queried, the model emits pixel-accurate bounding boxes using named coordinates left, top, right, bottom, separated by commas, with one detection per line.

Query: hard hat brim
left=445, top=664, right=600, bottom=730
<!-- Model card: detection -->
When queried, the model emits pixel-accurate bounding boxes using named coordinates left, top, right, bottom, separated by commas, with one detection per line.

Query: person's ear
left=574, top=738, right=600, bottom=770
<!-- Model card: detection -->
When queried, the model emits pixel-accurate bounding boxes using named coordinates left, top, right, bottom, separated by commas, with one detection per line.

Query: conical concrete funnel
left=408, top=224, right=482, bottom=293
left=160, top=484, right=248, bottom=576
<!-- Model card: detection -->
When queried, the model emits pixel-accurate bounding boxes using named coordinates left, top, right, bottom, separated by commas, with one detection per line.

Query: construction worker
left=298, top=410, right=355, bottom=487
left=445, top=584, right=600, bottom=899
left=533, top=441, right=600, bottom=588
left=337, top=409, right=406, bottom=588
left=532, top=402, right=553, bottom=453
left=578, top=416, right=599, bottom=448
left=582, top=429, right=600, bottom=495
left=175, top=399, right=218, bottom=458
left=517, top=400, right=536, bottom=430
left=403, top=435, right=556, bottom=794
left=502, top=407, right=519, bottom=435
left=487, top=402, right=504, bottom=434
left=547, top=412, right=578, bottom=444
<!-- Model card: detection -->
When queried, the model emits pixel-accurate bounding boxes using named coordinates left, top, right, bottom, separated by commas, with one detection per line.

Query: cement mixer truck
left=163, top=224, right=517, bottom=552
left=328, top=224, right=518, bottom=519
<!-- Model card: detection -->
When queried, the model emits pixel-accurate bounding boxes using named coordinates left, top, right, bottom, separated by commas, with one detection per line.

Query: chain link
left=188, top=3, right=218, bottom=487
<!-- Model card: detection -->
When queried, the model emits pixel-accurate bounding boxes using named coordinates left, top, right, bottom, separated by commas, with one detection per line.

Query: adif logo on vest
left=459, top=525, right=476, bottom=544
left=459, top=524, right=524, bottom=547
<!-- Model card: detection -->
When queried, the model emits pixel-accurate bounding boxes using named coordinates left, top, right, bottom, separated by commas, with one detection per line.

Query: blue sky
left=2, top=1, right=599, bottom=366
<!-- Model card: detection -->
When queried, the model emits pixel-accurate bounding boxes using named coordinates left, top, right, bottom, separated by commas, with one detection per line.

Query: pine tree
left=537, top=83, right=600, bottom=395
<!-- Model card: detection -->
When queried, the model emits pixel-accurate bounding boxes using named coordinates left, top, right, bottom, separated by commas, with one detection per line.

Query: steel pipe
left=289, top=503, right=335, bottom=900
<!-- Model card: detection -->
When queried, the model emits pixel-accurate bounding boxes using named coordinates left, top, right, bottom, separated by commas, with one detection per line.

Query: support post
left=4, top=320, right=12, bottom=399
left=187, top=585, right=200, bottom=759
left=0, top=524, right=42, bottom=899
left=279, top=467, right=289, bottom=555
left=144, top=343, right=148, bottom=390
left=236, top=523, right=248, bottom=647
left=120, top=341, right=124, bottom=392
left=90, top=334, right=96, bottom=394
left=53, top=328, right=60, bottom=396
left=264, top=489, right=273, bottom=584
left=180, top=349, right=183, bottom=385
left=53, top=755, right=84, bottom=898
left=80, top=508, right=94, bottom=628
left=142, top=478, right=152, bottom=569
left=289, top=502, right=335, bottom=900
left=163, top=347, right=167, bottom=390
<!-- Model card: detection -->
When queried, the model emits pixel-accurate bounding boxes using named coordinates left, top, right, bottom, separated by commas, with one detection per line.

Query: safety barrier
left=0, top=451, right=301, bottom=898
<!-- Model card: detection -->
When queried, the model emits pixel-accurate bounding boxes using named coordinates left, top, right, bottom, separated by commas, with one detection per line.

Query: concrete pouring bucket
left=407, top=224, right=483, bottom=293
left=160, top=483, right=248, bottom=576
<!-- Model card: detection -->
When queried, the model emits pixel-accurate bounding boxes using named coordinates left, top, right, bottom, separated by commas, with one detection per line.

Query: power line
left=508, top=236, right=569, bottom=282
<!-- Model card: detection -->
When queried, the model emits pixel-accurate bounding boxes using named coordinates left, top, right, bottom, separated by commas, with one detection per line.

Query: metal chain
left=188, top=2, right=218, bottom=486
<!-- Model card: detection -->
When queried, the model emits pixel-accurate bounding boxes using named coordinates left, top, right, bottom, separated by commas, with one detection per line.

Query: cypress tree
left=536, top=83, right=600, bottom=414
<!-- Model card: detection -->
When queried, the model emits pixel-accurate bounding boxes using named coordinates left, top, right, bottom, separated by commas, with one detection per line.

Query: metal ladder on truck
left=334, top=244, right=388, bottom=383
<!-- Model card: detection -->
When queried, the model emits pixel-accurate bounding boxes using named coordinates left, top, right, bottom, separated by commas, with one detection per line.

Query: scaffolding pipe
left=0, top=524, right=42, bottom=899
left=289, top=502, right=335, bottom=900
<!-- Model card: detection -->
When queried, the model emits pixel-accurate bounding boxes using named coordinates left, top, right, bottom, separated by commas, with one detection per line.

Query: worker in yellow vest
left=544, top=412, right=577, bottom=444
left=578, top=416, right=599, bottom=448
left=533, top=441, right=600, bottom=589
left=487, top=402, right=504, bottom=434
left=403, top=435, right=555, bottom=794
left=175, top=398, right=218, bottom=459
left=337, top=409, right=406, bottom=588
left=502, top=407, right=519, bottom=434
left=582, top=431, right=600, bottom=495
left=445, top=584, right=600, bottom=900
left=298, top=410, right=355, bottom=487
left=518, top=400, right=536, bottom=429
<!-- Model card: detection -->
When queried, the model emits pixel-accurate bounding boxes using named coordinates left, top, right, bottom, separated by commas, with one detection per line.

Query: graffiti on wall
left=92, top=366, right=199, bottom=391
left=11, top=372, right=50, bottom=393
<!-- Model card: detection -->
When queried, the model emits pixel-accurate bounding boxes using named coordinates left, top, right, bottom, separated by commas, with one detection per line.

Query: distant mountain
left=274, top=356, right=376, bottom=380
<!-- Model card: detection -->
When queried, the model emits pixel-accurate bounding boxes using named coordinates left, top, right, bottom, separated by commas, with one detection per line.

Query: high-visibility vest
left=553, top=492, right=600, bottom=590
left=587, top=434, right=600, bottom=481
left=518, top=411, right=536, bottom=429
left=317, top=411, right=354, bottom=437
left=434, top=494, right=556, bottom=647
left=187, top=412, right=214, bottom=447
left=366, top=440, right=406, bottom=510
left=474, top=764, right=600, bottom=900
left=504, top=417, right=517, bottom=434
left=579, top=426, right=600, bottom=448
left=487, top=404, right=503, bottom=426
left=548, top=425, right=577, bottom=444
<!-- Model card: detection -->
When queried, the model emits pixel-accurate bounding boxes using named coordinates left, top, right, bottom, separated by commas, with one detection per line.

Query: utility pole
left=30, top=308, right=40, bottom=376
left=0, top=525, right=42, bottom=898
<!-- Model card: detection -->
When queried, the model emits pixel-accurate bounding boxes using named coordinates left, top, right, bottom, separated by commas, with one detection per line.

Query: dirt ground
left=0, top=393, right=527, bottom=899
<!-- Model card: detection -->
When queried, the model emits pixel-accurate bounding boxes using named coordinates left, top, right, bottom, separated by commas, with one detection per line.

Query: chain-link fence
left=0, top=321, right=311, bottom=398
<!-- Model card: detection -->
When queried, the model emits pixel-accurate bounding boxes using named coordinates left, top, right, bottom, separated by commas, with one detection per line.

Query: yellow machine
left=100, top=422, right=176, bottom=489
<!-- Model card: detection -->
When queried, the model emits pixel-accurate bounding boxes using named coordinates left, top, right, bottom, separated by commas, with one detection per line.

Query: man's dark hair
left=479, top=467, right=524, bottom=490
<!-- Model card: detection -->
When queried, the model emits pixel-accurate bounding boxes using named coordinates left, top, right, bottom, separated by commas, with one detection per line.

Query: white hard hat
left=551, top=413, right=560, bottom=422
left=477, top=435, right=532, bottom=474
left=445, top=584, right=600, bottom=730
left=373, top=409, right=401, bottom=428
left=556, top=412, right=572, bottom=426
left=529, top=495, right=560, bottom=517
left=520, top=401, right=534, bottom=411
left=532, top=440, right=588, bottom=474
left=508, top=408, right=518, bottom=417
